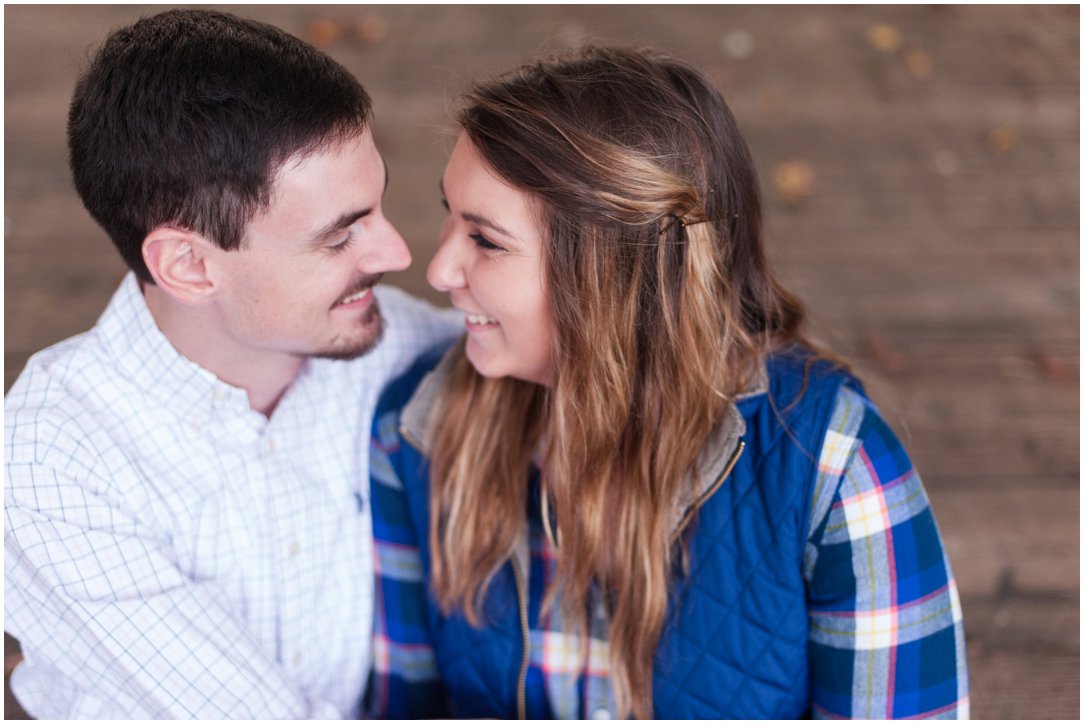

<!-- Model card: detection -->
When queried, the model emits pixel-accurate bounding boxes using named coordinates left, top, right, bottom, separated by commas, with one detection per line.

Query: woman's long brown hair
left=428, top=47, right=809, bottom=718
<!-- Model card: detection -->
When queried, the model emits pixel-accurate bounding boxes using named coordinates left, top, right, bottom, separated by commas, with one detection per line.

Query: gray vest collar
left=400, top=348, right=760, bottom=537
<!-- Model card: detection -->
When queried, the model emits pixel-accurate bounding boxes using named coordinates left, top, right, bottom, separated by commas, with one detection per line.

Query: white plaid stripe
left=840, top=483, right=892, bottom=539
left=812, top=599, right=934, bottom=647
left=852, top=607, right=899, bottom=650
left=819, top=429, right=859, bottom=476
left=585, top=636, right=611, bottom=677
left=373, top=540, right=425, bottom=582
left=950, top=577, right=964, bottom=624
left=371, top=631, right=391, bottom=675
left=539, top=631, right=585, bottom=674
left=850, top=647, right=895, bottom=719
left=805, top=385, right=866, bottom=561
left=5, top=274, right=461, bottom=719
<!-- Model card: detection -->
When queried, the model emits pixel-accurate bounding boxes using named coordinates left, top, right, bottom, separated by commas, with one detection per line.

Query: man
left=5, top=10, right=460, bottom=718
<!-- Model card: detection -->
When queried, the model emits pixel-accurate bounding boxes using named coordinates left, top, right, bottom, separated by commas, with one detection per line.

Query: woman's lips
left=464, top=312, right=498, bottom=331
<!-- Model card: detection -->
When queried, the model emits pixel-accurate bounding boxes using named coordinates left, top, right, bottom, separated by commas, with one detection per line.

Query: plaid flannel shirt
left=369, top=384, right=969, bottom=719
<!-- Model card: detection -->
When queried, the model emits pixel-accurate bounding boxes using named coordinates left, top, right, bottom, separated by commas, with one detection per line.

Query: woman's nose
left=427, top=229, right=466, bottom=292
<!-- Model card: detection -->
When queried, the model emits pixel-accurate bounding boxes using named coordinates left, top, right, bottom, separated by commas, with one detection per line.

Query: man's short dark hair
left=68, top=9, right=373, bottom=283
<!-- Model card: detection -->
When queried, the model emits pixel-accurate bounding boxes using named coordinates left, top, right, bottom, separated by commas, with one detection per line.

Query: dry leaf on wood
left=772, top=161, right=815, bottom=205
left=865, top=23, right=902, bottom=53
left=306, top=18, right=342, bottom=48
left=1033, top=351, right=1074, bottom=385
left=987, top=126, right=1019, bottom=153
left=904, top=49, right=934, bottom=79
left=353, top=15, right=391, bottom=45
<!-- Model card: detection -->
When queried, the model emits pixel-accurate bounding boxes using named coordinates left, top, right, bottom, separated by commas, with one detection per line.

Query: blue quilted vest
left=388, top=349, right=858, bottom=719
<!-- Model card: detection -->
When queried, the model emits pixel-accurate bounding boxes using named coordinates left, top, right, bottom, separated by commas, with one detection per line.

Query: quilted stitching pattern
left=652, top=356, right=846, bottom=718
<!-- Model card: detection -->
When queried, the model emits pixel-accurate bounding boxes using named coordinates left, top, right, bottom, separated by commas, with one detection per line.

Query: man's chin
left=314, top=306, right=385, bottom=361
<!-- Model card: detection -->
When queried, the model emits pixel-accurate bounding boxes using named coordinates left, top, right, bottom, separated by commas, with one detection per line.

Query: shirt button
left=266, top=436, right=276, bottom=452
left=287, top=541, right=300, bottom=557
left=292, top=652, right=302, bottom=666
left=592, top=708, right=611, bottom=720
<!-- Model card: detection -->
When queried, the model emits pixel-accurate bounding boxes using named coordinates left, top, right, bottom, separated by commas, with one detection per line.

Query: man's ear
left=142, top=226, right=217, bottom=304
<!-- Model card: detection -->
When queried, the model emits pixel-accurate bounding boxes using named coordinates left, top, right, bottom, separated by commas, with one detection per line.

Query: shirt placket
left=582, top=587, right=616, bottom=720
left=260, top=426, right=312, bottom=682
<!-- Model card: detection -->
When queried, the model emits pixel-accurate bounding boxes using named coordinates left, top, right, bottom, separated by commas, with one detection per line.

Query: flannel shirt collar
left=96, top=273, right=267, bottom=436
left=400, top=346, right=758, bottom=537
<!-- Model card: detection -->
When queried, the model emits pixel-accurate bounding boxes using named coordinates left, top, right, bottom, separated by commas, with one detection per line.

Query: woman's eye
left=470, top=233, right=504, bottom=252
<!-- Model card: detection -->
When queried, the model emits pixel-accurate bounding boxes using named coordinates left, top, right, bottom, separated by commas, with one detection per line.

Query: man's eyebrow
left=309, top=207, right=372, bottom=244
left=438, top=178, right=521, bottom=242
left=309, top=160, right=390, bottom=245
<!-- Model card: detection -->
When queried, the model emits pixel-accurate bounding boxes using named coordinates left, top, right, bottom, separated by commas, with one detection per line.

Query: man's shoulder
left=7, top=275, right=139, bottom=411
left=8, top=327, right=105, bottom=407
left=6, top=326, right=136, bottom=469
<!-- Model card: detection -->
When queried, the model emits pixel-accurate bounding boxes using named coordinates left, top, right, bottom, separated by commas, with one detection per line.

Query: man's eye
left=327, top=233, right=353, bottom=254
left=470, top=233, right=503, bottom=252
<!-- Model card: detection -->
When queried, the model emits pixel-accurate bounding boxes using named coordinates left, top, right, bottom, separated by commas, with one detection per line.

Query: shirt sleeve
left=804, top=385, right=970, bottom=719
left=365, top=383, right=450, bottom=718
left=5, top=460, right=340, bottom=719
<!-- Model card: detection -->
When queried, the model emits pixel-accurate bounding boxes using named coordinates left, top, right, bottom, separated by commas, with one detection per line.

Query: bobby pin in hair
left=658, top=213, right=740, bottom=240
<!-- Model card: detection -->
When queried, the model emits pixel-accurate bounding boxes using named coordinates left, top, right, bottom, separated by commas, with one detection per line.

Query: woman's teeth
left=466, top=313, right=498, bottom=326
left=339, top=288, right=371, bottom=305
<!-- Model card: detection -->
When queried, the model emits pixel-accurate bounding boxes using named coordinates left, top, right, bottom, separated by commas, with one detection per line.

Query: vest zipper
left=398, top=423, right=428, bottom=456
left=671, top=440, right=746, bottom=543
left=510, top=553, right=530, bottom=719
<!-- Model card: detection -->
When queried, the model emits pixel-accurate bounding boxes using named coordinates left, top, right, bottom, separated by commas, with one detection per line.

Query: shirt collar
left=96, top=273, right=265, bottom=434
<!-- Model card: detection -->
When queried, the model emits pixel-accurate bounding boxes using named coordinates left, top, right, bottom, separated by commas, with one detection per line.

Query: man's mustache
left=333, top=273, right=384, bottom=307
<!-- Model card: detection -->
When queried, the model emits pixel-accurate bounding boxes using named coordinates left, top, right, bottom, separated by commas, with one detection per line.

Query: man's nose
left=367, top=221, right=412, bottom=274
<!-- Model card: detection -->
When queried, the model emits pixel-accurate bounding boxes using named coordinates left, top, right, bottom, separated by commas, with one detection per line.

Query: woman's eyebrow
left=439, top=178, right=521, bottom=242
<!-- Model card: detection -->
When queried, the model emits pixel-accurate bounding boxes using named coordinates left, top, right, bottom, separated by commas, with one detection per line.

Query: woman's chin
left=464, top=343, right=500, bottom=379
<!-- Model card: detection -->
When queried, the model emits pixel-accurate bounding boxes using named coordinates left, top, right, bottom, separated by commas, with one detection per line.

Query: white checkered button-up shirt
left=5, top=273, right=462, bottom=719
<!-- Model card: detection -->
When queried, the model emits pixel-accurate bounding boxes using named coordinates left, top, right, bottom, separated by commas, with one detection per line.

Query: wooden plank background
left=4, top=5, right=1078, bottom=719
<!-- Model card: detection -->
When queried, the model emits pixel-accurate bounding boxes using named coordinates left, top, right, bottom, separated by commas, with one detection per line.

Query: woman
left=367, top=46, right=968, bottom=719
